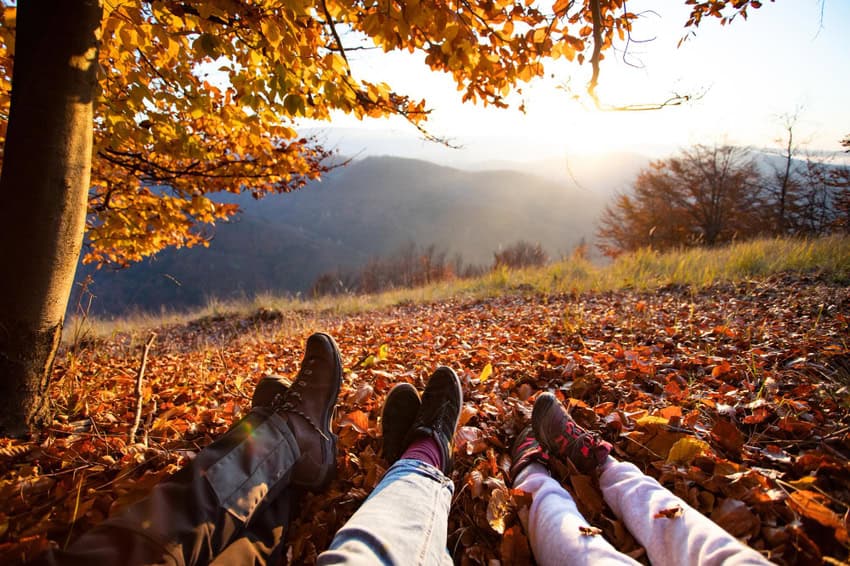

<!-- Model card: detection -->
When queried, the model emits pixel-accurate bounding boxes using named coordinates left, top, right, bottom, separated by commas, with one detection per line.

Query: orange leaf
left=339, top=410, right=370, bottom=433
left=654, top=505, right=684, bottom=519
left=788, top=490, right=842, bottom=530
left=711, top=419, right=744, bottom=454
left=711, top=361, right=732, bottom=378
left=458, top=403, right=478, bottom=427
left=659, top=405, right=682, bottom=420
left=500, top=525, right=532, bottom=565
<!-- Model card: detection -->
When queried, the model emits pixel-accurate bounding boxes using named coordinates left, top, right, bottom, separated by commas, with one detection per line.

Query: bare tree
left=768, top=112, right=805, bottom=235
left=493, top=241, right=548, bottom=269
left=311, top=242, right=466, bottom=296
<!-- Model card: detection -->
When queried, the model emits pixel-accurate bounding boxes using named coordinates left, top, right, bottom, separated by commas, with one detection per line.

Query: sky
left=300, top=0, right=850, bottom=166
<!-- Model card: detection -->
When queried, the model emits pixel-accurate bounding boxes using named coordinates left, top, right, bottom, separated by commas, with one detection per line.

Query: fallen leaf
left=570, top=474, right=604, bottom=519
left=667, top=437, right=710, bottom=465
left=711, top=498, right=760, bottom=538
left=712, top=361, right=732, bottom=378
left=376, top=344, right=389, bottom=361
left=500, top=525, right=532, bottom=565
left=788, top=476, right=818, bottom=489
left=711, top=419, right=745, bottom=454
left=352, top=384, right=374, bottom=405
left=487, top=485, right=511, bottom=534
left=458, top=403, right=478, bottom=427
left=479, top=363, right=493, bottom=383
left=654, top=505, right=684, bottom=519
left=788, top=490, right=843, bottom=530
left=455, top=426, right=488, bottom=455
left=339, top=410, right=370, bottom=433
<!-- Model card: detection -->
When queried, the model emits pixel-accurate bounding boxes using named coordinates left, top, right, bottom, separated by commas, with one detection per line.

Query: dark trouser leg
left=33, top=409, right=300, bottom=566
left=209, top=489, right=294, bottom=566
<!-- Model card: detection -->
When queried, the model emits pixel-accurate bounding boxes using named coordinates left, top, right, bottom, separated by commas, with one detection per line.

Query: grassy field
left=67, top=235, right=850, bottom=341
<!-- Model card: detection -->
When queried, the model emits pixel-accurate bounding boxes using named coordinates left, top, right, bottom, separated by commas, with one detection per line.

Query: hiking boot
left=273, top=333, right=342, bottom=490
left=509, top=425, right=549, bottom=485
left=532, top=392, right=612, bottom=474
left=381, top=382, right=422, bottom=464
left=406, top=367, right=462, bottom=476
left=252, top=375, right=292, bottom=408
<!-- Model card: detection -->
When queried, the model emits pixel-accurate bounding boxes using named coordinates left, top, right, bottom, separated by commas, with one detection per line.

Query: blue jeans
left=318, top=459, right=455, bottom=565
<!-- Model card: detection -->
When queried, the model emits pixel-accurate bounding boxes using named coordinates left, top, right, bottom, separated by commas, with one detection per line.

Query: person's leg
left=510, top=427, right=639, bottom=566
left=533, top=393, right=773, bottom=566
left=318, top=367, right=461, bottom=566
left=599, top=458, right=773, bottom=566
left=318, top=458, right=454, bottom=565
left=209, top=489, right=294, bottom=566
left=33, top=333, right=342, bottom=566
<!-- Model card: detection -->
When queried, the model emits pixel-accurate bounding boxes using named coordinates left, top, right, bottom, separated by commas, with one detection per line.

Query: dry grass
left=65, top=235, right=850, bottom=342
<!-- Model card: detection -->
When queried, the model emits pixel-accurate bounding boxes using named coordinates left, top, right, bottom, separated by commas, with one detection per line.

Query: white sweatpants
left=515, top=459, right=773, bottom=566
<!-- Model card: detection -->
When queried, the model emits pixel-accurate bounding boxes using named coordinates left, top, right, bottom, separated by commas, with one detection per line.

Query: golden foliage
left=0, top=1, right=768, bottom=265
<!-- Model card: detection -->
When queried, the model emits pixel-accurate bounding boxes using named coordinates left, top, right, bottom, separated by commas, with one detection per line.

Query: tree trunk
left=0, top=1, right=102, bottom=436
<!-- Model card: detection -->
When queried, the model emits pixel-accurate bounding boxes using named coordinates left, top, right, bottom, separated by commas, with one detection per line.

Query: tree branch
left=587, top=0, right=603, bottom=107
left=320, top=0, right=350, bottom=73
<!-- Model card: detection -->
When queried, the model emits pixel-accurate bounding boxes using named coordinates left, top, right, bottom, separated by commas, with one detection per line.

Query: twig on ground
left=129, top=333, right=157, bottom=445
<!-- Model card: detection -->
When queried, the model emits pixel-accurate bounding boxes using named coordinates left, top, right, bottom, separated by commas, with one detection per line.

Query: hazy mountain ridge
left=73, top=155, right=645, bottom=315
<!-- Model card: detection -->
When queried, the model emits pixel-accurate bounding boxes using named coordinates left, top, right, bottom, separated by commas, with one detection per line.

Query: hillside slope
left=76, top=155, right=633, bottom=315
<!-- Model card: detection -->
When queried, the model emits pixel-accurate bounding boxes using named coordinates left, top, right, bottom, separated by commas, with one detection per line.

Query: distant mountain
left=73, top=155, right=644, bottom=315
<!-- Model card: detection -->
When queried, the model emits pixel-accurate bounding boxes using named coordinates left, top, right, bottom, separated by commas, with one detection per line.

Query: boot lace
left=273, top=360, right=329, bottom=440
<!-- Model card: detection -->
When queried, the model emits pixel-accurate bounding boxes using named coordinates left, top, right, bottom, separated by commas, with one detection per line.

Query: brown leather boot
left=271, top=333, right=342, bottom=490
left=252, top=375, right=292, bottom=408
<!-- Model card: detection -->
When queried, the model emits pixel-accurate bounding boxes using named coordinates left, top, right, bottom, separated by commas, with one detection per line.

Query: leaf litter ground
left=2, top=274, right=849, bottom=564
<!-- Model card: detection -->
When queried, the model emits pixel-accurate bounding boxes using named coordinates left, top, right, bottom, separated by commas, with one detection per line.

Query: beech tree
left=0, top=0, right=770, bottom=434
left=0, top=1, right=102, bottom=436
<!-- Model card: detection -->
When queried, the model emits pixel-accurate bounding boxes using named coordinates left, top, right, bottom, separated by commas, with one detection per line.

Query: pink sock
left=401, top=436, right=443, bottom=469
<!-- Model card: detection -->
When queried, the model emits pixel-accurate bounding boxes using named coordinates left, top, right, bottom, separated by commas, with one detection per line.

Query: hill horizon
left=73, top=153, right=644, bottom=316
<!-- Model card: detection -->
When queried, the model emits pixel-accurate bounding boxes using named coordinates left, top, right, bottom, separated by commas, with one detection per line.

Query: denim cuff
left=389, top=458, right=454, bottom=490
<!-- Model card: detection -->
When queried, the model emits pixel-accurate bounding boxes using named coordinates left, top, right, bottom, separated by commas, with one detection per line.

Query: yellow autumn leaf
left=789, top=476, right=818, bottom=489
left=479, top=363, right=493, bottom=382
left=666, top=437, right=710, bottom=464
left=486, top=485, right=511, bottom=534
left=376, top=344, right=389, bottom=361
left=261, top=20, right=281, bottom=47
left=636, top=415, right=669, bottom=428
